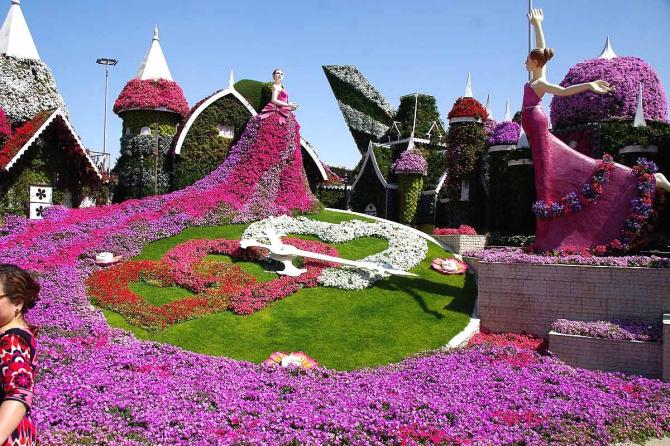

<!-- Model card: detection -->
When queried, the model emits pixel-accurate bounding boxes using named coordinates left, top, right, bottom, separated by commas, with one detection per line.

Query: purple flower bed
left=1, top=146, right=669, bottom=443
left=552, top=319, right=662, bottom=342
left=113, top=78, right=190, bottom=118
left=483, top=118, right=497, bottom=138
left=550, top=57, right=668, bottom=128
left=487, top=121, right=521, bottom=146
left=392, top=150, right=427, bottom=175
left=465, top=247, right=670, bottom=268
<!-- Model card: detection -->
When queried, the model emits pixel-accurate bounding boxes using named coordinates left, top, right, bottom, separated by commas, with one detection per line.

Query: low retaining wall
left=477, top=262, right=670, bottom=336
left=665, top=315, right=670, bottom=381
left=548, top=331, right=663, bottom=378
left=433, top=235, right=486, bottom=255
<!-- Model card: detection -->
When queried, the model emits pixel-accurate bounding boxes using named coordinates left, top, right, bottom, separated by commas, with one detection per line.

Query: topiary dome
left=550, top=56, right=668, bottom=128
left=447, top=97, right=489, bottom=121
left=487, top=121, right=521, bottom=146
left=113, top=78, right=189, bottom=118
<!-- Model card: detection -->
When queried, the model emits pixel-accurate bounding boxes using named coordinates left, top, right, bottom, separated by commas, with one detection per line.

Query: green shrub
left=174, top=95, right=252, bottom=189
left=398, top=174, right=423, bottom=225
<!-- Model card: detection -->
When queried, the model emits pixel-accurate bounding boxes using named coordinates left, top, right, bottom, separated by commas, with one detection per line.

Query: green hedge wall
left=351, top=159, right=388, bottom=217
left=174, top=95, right=253, bottom=190
left=424, top=149, right=446, bottom=188
left=398, top=174, right=423, bottom=224
left=392, top=95, right=444, bottom=144
left=323, top=71, right=394, bottom=127
left=121, top=110, right=179, bottom=137
left=0, top=127, right=100, bottom=214
left=444, top=122, right=486, bottom=199
left=112, top=135, right=172, bottom=202
left=234, top=79, right=272, bottom=113
left=316, top=187, right=347, bottom=209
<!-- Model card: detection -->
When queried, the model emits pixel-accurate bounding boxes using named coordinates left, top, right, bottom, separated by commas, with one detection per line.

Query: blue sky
left=16, top=0, right=670, bottom=168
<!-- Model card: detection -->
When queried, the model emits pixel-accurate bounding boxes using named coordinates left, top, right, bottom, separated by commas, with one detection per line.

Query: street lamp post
left=96, top=58, right=118, bottom=171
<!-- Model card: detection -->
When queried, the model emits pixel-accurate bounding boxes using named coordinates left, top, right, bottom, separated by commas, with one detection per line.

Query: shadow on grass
left=375, top=273, right=476, bottom=319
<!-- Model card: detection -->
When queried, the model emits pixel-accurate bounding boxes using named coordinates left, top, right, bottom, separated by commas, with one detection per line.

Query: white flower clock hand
left=242, top=216, right=427, bottom=289
left=239, top=237, right=417, bottom=278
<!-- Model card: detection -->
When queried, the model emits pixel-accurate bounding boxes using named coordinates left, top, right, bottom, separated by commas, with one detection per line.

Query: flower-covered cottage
left=113, top=27, right=331, bottom=202
left=327, top=48, right=670, bottom=247
left=325, top=65, right=493, bottom=230
left=0, top=0, right=103, bottom=217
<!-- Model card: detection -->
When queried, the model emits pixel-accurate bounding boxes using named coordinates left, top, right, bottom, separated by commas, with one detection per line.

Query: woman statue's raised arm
left=528, top=8, right=546, bottom=50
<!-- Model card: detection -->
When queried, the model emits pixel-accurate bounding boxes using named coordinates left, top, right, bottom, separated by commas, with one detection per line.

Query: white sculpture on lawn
left=240, top=226, right=416, bottom=278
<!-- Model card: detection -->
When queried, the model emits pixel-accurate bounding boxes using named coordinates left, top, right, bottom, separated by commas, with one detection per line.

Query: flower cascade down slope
left=0, top=116, right=669, bottom=444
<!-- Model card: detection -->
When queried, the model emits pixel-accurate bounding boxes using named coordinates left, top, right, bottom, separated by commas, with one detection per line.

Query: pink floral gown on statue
left=521, top=82, right=656, bottom=252
left=207, top=89, right=319, bottom=223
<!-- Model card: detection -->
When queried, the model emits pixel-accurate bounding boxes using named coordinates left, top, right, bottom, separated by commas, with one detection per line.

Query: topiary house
left=349, top=92, right=447, bottom=226
left=171, top=74, right=329, bottom=192
left=322, top=65, right=396, bottom=155
left=0, top=108, right=103, bottom=214
left=112, top=27, right=188, bottom=202
left=440, top=83, right=489, bottom=230
left=0, top=1, right=102, bottom=216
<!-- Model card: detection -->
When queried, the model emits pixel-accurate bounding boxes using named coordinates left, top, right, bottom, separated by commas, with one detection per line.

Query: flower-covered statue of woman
left=522, top=8, right=670, bottom=253
left=201, top=69, right=320, bottom=223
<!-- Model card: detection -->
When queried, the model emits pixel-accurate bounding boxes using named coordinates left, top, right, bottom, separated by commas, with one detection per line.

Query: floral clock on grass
left=87, top=237, right=338, bottom=329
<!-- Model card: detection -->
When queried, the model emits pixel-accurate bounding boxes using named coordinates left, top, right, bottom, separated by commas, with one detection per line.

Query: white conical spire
left=136, top=25, right=173, bottom=81
left=633, top=82, right=647, bottom=127
left=463, top=73, right=473, bottom=98
left=228, top=69, right=235, bottom=88
left=0, top=0, right=40, bottom=60
left=484, top=93, right=492, bottom=116
left=503, top=100, right=512, bottom=122
left=598, top=36, right=617, bottom=60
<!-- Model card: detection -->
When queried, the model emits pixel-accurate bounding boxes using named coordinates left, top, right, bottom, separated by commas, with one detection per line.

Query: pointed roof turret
left=228, top=69, right=235, bottom=89
left=0, top=0, right=40, bottom=60
left=503, top=100, right=512, bottom=122
left=463, top=73, right=473, bottom=98
left=633, top=82, right=647, bottom=127
left=136, top=25, right=173, bottom=81
left=484, top=93, right=492, bottom=116
left=598, top=36, right=617, bottom=60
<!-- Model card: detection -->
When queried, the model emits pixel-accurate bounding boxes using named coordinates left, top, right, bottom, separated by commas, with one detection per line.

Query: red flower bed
left=447, top=97, right=489, bottom=121
left=87, top=237, right=339, bottom=329
left=0, top=110, right=52, bottom=169
left=468, top=329, right=547, bottom=354
left=113, top=79, right=189, bottom=118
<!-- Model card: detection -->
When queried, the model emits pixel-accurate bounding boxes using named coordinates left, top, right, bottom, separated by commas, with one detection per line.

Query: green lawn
left=100, top=210, right=476, bottom=370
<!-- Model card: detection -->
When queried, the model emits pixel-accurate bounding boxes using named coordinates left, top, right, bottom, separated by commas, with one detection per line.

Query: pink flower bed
left=550, top=57, right=668, bottom=127
left=433, top=225, right=478, bottom=236
left=0, top=109, right=669, bottom=443
left=113, top=79, right=190, bottom=118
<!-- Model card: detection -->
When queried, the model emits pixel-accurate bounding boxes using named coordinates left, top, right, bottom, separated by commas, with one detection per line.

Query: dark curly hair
left=0, top=264, right=40, bottom=333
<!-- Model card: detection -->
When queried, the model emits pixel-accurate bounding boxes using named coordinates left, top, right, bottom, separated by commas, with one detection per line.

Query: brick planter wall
left=477, top=262, right=670, bottom=336
left=549, top=331, right=662, bottom=378
left=434, top=235, right=486, bottom=254
left=664, top=314, right=670, bottom=382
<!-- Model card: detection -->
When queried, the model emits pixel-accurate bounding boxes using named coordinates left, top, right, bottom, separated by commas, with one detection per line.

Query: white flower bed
left=243, top=216, right=428, bottom=290
left=337, top=101, right=389, bottom=138
left=0, top=55, right=69, bottom=123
